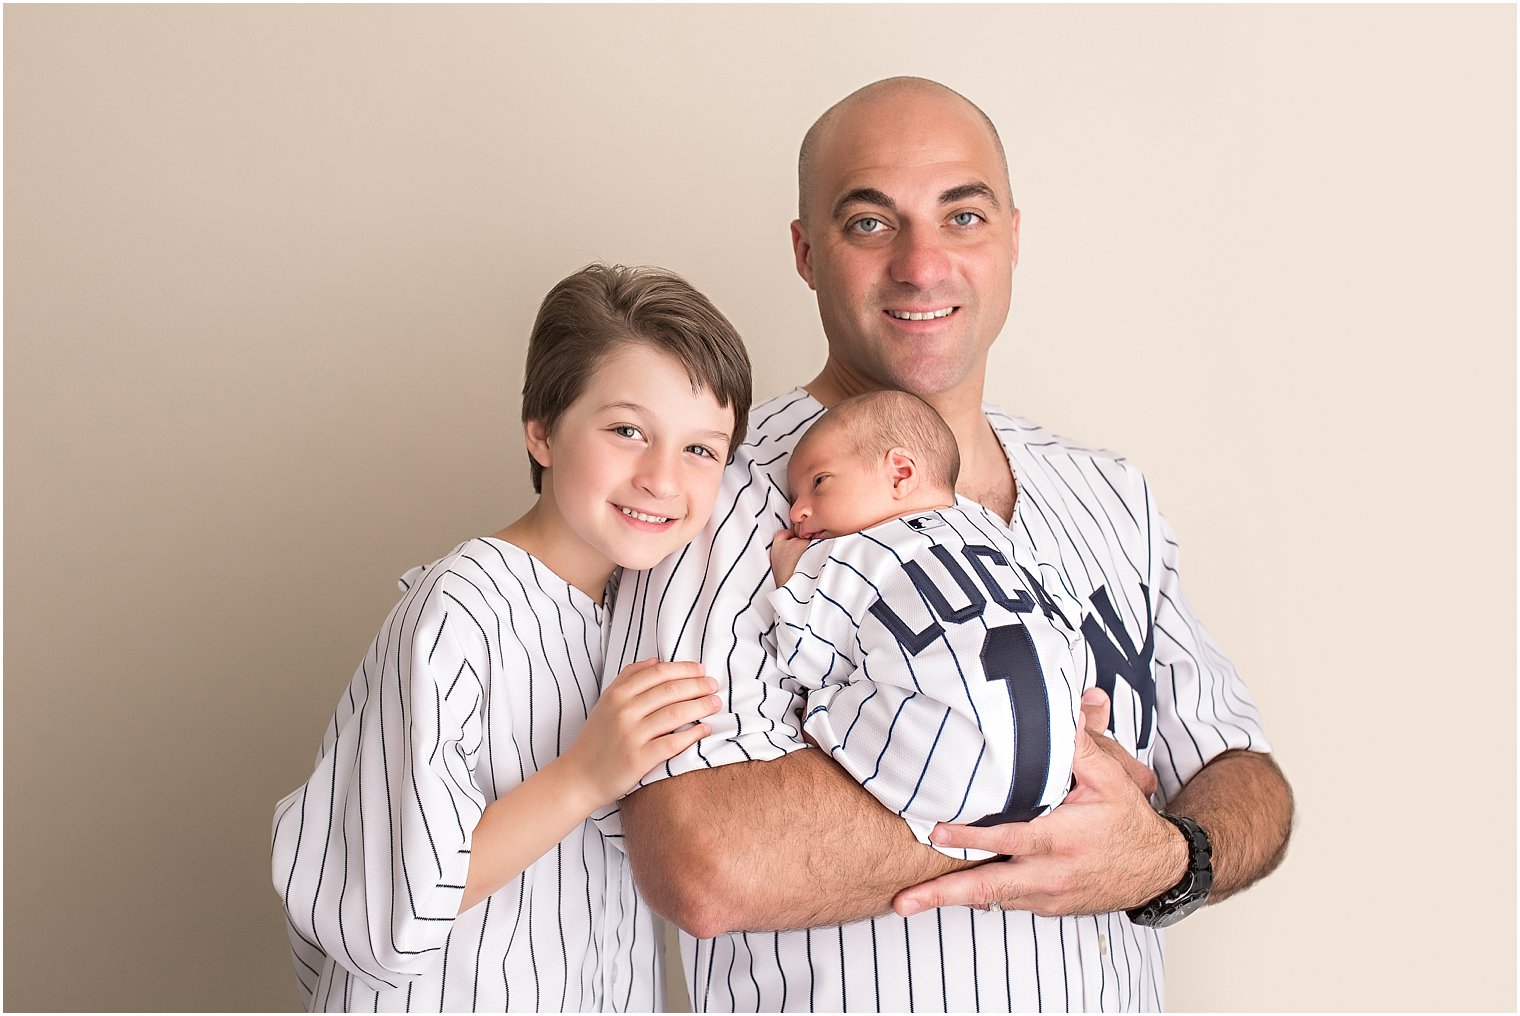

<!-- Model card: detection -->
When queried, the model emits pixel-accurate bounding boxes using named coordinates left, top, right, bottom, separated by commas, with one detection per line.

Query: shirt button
left=1098, top=932, right=1108, bottom=956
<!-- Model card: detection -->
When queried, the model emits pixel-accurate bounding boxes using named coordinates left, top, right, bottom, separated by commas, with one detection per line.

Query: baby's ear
left=524, top=419, right=552, bottom=469
left=885, top=447, right=919, bottom=499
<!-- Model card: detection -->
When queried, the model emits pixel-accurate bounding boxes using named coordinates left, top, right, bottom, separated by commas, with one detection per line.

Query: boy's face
left=531, top=342, right=734, bottom=579
left=787, top=426, right=900, bottom=540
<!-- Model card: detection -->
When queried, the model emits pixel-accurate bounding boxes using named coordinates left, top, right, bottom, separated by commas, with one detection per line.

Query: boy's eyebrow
left=599, top=402, right=732, bottom=445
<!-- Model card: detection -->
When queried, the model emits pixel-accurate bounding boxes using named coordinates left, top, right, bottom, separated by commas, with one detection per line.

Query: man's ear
left=791, top=219, right=817, bottom=291
left=524, top=419, right=552, bottom=470
left=1009, top=207, right=1022, bottom=274
left=885, top=447, right=919, bottom=500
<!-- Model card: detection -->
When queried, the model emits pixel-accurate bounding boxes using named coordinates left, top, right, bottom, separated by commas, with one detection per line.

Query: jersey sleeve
left=605, top=449, right=809, bottom=785
left=765, top=541, right=855, bottom=695
left=1142, top=484, right=1272, bottom=803
left=271, top=571, right=489, bottom=999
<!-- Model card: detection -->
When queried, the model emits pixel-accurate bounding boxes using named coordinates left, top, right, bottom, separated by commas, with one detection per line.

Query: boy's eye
left=612, top=425, right=643, bottom=440
left=950, top=211, right=984, bottom=227
left=812, top=474, right=826, bottom=489
left=687, top=444, right=717, bottom=459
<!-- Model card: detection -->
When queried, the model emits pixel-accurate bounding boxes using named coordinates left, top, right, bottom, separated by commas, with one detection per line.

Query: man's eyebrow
left=831, top=188, right=896, bottom=220
left=940, top=182, right=1001, bottom=208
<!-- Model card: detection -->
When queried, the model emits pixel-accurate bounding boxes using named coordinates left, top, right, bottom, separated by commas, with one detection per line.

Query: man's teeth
left=887, top=308, right=954, bottom=321
left=620, top=507, right=672, bottom=524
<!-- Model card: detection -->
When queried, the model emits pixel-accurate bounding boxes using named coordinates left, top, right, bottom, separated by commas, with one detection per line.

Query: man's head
left=786, top=389, right=960, bottom=540
left=791, top=77, right=1020, bottom=407
left=520, top=263, right=752, bottom=493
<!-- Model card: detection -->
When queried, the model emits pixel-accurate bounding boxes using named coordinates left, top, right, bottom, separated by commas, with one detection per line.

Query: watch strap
left=1126, top=814, right=1213, bottom=927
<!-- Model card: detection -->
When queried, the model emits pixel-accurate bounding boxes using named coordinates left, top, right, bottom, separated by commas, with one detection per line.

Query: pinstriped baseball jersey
left=271, top=537, right=664, bottom=1013
left=767, top=505, right=1087, bottom=860
left=604, top=389, right=1271, bottom=1012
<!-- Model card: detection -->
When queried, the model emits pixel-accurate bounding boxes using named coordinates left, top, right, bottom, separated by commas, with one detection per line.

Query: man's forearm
left=1165, top=749, right=1293, bottom=901
left=620, top=748, right=972, bottom=937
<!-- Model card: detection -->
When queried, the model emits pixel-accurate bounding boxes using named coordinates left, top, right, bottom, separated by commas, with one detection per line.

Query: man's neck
left=804, top=371, right=1016, bottom=522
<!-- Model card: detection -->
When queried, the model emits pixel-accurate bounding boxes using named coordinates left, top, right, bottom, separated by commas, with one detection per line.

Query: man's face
left=792, top=90, right=1019, bottom=403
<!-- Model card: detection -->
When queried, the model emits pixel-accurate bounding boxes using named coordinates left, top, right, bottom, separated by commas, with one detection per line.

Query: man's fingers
left=1079, top=687, right=1111, bottom=733
left=1075, top=722, right=1160, bottom=798
left=893, top=864, right=1017, bottom=917
left=928, top=820, right=1039, bottom=856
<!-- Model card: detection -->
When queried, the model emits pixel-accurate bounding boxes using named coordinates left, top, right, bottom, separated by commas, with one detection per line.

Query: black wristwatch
left=1126, top=815, right=1212, bottom=928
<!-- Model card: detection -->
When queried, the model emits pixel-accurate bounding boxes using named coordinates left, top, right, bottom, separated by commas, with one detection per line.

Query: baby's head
left=787, top=390, right=960, bottom=540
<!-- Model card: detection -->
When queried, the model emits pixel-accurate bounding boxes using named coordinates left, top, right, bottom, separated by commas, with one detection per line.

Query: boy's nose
left=790, top=502, right=810, bottom=525
left=635, top=453, right=680, bottom=500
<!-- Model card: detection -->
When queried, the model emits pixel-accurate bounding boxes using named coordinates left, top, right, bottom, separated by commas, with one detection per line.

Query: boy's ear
left=524, top=419, right=552, bottom=470
left=885, top=447, right=919, bottom=500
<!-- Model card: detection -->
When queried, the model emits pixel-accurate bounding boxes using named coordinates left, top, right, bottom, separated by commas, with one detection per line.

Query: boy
left=767, top=390, right=1085, bottom=860
left=272, top=264, right=751, bottom=1012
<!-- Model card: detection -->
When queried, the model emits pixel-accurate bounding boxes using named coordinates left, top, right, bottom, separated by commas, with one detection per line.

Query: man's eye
left=612, top=425, right=643, bottom=440
left=849, top=217, right=885, bottom=235
left=951, top=211, right=983, bottom=227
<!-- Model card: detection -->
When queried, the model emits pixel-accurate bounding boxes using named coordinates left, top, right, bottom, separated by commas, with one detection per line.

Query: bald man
left=601, top=77, right=1293, bottom=1012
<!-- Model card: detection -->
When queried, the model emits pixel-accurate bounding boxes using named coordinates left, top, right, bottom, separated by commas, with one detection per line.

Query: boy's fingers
left=614, top=659, right=707, bottom=694
left=641, top=696, right=722, bottom=738
left=649, top=722, right=711, bottom=764
left=629, top=675, right=719, bottom=713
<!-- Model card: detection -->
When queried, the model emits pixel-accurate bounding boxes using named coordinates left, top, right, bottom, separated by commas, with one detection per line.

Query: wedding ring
left=985, top=900, right=1003, bottom=914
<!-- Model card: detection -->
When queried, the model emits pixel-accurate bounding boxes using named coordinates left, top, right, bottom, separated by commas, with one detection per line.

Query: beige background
left=5, top=4, right=1514, bottom=1012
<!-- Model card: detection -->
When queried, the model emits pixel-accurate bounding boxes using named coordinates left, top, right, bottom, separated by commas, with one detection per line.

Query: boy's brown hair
left=521, top=263, right=752, bottom=493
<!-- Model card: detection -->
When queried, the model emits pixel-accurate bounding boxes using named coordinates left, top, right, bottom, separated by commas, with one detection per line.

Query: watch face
left=1150, top=895, right=1207, bottom=929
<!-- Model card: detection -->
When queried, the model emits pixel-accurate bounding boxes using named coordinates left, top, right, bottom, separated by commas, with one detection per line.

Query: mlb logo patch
left=906, top=514, right=946, bottom=532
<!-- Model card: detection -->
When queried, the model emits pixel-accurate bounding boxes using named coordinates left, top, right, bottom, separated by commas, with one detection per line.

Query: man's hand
left=768, top=528, right=812, bottom=585
left=892, top=693, right=1182, bottom=918
left=1077, top=687, right=1159, bottom=799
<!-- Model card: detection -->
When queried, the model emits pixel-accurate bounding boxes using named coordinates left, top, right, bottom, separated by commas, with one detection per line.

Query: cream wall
left=4, top=4, right=1514, bottom=1012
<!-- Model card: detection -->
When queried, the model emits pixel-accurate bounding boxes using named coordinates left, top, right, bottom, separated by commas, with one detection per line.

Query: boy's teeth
left=887, top=308, right=954, bottom=321
left=620, top=507, right=672, bottom=523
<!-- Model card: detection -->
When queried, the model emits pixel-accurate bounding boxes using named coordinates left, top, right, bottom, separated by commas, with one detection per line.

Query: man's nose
left=889, top=223, right=951, bottom=290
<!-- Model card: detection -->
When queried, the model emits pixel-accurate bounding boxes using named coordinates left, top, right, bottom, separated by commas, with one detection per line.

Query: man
left=601, top=76, right=1292, bottom=1012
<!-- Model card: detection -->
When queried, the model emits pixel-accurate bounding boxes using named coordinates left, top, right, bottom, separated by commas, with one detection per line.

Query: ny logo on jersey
left=1081, top=584, right=1158, bottom=749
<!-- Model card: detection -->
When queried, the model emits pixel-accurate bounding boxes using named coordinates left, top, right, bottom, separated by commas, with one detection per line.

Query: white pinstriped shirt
left=606, top=390, right=1271, bottom=1013
left=272, top=538, right=663, bottom=1013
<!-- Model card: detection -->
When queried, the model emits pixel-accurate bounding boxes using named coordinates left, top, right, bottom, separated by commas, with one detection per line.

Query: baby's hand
left=560, top=659, right=719, bottom=806
left=769, top=528, right=812, bottom=585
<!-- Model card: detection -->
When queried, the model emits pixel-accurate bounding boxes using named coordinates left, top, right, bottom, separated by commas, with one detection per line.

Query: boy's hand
left=562, top=659, right=719, bottom=806
left=769, top=528, right=812, bottom=585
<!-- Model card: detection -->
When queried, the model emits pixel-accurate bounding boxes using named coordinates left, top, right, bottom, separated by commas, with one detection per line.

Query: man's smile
left=885, top=307, right=957, bottom=321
